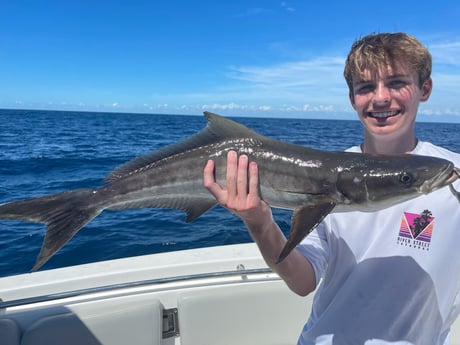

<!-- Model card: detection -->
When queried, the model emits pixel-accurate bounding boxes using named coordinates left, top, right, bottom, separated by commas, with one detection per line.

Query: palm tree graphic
left=410, top=210, right=433, bottom=239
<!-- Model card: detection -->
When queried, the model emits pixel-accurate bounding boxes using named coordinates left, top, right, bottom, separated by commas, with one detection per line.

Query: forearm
left=245, top=217, right=317, bottom=297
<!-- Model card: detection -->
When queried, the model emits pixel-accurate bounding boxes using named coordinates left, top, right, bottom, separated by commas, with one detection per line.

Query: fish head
left=335, top=153, right=458, bottom=211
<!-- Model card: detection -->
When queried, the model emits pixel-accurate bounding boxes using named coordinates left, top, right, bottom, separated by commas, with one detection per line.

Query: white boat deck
left=1, top=243, right=460, bottom=345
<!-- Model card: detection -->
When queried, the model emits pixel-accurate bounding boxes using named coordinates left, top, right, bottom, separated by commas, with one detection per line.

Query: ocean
left=1, top=109, right=459, bottom=278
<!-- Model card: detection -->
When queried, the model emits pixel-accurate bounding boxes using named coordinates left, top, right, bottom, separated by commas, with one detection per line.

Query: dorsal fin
left=105, top=112, right=261, bottom=182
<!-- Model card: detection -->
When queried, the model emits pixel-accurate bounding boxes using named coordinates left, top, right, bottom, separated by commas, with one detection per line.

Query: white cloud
left=137, top=56, right=354, bottom=116
left=280, top=2, right=295, bottom=12
left=215, top=57, right=349, bottom=108
left=429, top=40, right=460, bottom=66
left=228, top=57, right=344, bottom=86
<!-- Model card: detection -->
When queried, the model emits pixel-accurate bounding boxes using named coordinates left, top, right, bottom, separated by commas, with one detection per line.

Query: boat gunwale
left=0, top=267, right=274, bottom=309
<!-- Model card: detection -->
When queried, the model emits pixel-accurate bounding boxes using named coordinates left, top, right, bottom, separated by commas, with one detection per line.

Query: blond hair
left=344, top=32, right=432, bottom=91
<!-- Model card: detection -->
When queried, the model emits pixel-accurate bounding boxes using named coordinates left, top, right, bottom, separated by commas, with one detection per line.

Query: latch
left=163, top=308, right=179, bottom=338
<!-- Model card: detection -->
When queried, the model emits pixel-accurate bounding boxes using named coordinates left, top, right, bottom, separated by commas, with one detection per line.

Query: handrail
left=0, top=267, right=274, bottom=309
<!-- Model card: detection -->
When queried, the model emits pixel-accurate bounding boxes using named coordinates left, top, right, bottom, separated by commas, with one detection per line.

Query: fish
left=0, top=112, right=459, bottom=271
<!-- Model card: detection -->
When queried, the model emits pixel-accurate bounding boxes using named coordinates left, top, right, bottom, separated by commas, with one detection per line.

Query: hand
left=203, top=150, right=272, bottom=231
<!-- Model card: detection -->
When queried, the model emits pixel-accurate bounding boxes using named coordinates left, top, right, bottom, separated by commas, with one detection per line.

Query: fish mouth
left=441, top=166, right=460, bottom=186
left=447, top=168, right=460, bottom=184
left=366, top=110, right=400, bottom=119
left=422, top=164, right=459, bottom=193
left=448, top=168, right=460, bottom=202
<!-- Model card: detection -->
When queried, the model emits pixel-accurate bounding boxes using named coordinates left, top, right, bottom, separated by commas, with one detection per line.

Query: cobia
left=0, top=112, right=458, bottom=271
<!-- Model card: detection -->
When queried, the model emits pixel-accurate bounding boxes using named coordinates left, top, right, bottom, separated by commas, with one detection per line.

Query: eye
left=355, top=84, right=375, bottom=95
left=388, top=80, right=409, bottom=90
left=400, top=172, right=414, bottom=186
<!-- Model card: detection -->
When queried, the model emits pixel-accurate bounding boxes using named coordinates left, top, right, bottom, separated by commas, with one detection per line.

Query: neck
left=361, top=133, right=418, bottom=155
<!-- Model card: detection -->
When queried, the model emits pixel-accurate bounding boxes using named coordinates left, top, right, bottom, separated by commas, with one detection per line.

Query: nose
left=373, top=82, right=391, bottom=106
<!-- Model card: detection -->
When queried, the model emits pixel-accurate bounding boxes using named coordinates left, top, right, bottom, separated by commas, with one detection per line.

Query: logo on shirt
left=397, top=210, right=434, bottom=250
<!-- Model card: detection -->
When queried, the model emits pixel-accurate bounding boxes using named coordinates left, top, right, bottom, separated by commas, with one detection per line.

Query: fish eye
left=400, top=172, right=414, bottom=186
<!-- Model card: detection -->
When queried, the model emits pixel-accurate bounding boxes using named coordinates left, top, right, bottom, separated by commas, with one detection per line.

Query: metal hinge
left=163, top=308, right=179, bottom=338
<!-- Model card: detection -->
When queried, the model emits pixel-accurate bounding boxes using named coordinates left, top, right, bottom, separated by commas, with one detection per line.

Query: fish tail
left=0, top=189, right=103, bottom=271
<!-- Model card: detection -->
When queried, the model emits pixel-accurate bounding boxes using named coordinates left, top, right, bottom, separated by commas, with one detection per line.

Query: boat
left=1, top=243, right=459, bottom=345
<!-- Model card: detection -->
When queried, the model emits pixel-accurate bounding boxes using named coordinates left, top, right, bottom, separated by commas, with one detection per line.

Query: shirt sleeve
left=296, top=219, right=330, bottom=286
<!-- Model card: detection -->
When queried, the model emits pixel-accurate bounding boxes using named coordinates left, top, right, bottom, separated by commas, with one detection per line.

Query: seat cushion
left=178, top=280, right=311, bottom=345
left=21, top=299, right=164, bottom=345
left=0, top=318, right=21, bottom=345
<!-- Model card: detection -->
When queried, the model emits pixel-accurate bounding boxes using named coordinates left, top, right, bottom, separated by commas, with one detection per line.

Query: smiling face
left=349, top=64, right=432, bottom=145
left=343, top=33, right=433, bottom=154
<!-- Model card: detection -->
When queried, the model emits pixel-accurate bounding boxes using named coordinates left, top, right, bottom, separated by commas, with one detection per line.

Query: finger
left=237, top=154, right=249, bottom=200
left=203, top=159, right=215, bottom=186
left=203, top=160, right=223, bottom=196
left=226, top=150, right=238, bottom=200
left=248, top=161, right=259, bottom=198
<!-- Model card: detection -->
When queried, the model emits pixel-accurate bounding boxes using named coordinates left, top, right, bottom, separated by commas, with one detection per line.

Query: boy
left=204, top=33, right=460, bottom=344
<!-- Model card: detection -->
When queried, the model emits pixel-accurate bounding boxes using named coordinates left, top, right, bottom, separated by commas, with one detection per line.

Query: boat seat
left=19, top=298, right=164, bottom=345
left=178, top=280, right=312, bottom=345
left=0, top=318, right=21, bottom=345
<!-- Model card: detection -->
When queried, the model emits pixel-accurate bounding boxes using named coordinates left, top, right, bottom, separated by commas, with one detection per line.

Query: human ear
left=420, top=78, right=433, bottom=102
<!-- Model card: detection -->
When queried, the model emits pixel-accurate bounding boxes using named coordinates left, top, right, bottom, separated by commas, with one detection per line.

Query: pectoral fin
left=277, top=201, right=336, bottom=264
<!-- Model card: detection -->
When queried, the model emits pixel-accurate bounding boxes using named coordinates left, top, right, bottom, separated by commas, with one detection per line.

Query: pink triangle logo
left=399, top=210, right=434, bottom=243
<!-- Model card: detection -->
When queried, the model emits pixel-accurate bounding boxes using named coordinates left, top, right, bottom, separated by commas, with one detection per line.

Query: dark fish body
left=0, top=112, right=458, bottom=271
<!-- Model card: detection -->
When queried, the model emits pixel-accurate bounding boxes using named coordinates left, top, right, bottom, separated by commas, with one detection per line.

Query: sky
left=1, top=1, right=460, bottom=122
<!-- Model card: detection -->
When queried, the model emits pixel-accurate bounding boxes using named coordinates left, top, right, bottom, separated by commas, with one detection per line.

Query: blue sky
left=1, top=1, right=460, bottom=121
